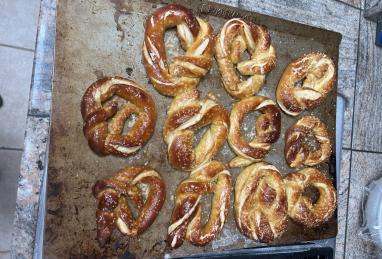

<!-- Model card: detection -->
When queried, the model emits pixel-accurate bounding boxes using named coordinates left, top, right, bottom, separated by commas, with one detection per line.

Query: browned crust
left=93, top=166, right=166, bottom=246
left=81, top=77, right=156, bottom=157
left=142, top=4, right=215, bottom=96
left=284, top=168, right=336, bottom=228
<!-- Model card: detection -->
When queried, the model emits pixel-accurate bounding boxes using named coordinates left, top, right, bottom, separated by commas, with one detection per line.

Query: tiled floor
left=0, top=0, right=40, bottom=257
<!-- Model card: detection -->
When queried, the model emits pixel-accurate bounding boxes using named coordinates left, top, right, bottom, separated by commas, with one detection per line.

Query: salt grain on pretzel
left=235, top=162, right=288, bottom=242
left=93, top=166, right=165, bottom=246
left=81, top=77, right=156, bottom=157
left=276, top=52, right=336, bottom=116
left=285, top=116, right=331, bottom=168
left=228, top=96, right=281, bottom=168
left=284, top=168, right=336, bottom=228
left=143, top=4, right=215, bottom=96
left=167, top=161, right=232, bottom=248
left=163, top=89, right=229, bottom=171
left=215, top=18, right=276, bottom=99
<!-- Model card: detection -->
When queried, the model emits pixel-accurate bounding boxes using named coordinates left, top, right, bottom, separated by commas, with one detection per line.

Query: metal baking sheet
left=44, top=0, right=341, bottom=257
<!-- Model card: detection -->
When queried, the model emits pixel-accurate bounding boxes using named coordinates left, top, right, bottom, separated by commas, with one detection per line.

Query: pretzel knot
left=215, top=18, right=276, bottom=99
left=285, top=116, right=331, bottom=168
left=284, top=168, right=336, bottom=228
left=163, top=89, right=229, bottom=171
left=142, top=4, right=215, bottom=97
left=81, top=77, right=156, bottom=157
left=167, top=161, right=232, bottom=248
left=92, top=166, right=165, bottom=246
left=234, top=162, right=287, bottom=242
left=228, top=96, right=281, bottom=168
left=276, top=52, right=336, bottom=116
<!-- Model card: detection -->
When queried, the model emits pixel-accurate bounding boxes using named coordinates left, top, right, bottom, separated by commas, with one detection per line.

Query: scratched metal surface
left=44, top=0, right=340, bottom=258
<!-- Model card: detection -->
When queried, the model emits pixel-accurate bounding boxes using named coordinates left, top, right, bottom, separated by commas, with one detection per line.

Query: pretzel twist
left=284, top=168, right=336, bottom=228
left=228, top=96, right=281, bottom=167
left=276, top=52, right=336, bottom=116
left=143, top=4, right=215, bottom=96
left=81, top=77, right=156, bottom=157
left=167, top=161, right=232, bottom=248
left=92, top=166, right=165, bottom=246
left=163, top=89, right=229, bottom=171
left=285, top=116, right=331, bottom=168
left=215, top=18, right=276, bottom=99
left=234, top=162, right=288, bottom=242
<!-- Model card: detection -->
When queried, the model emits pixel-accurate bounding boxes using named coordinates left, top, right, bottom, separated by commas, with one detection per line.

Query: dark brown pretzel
left=228, top=96, right=281, bottom=167
left=163, top=89, right=229, bottom=171
left=143, top=4, right=215, bottom=96
left=285, top=116, right=331, bottom=168
left=276, top=52, right=336, bottom=116
left=167, top=161, right=232, bottom=248
left=81, top=77, right=156, bottom=157
left=93, top=166, right=165, bottom=246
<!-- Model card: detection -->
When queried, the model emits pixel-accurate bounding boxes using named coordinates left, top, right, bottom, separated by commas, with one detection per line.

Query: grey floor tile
left=352, top=14, right=382, bottom=152
left=0, top=251, right=10, bottom=259
left=0, top=0, right=40, bottom=50
left=345, top=151, right=382, bottom=258
left=0, top=150, right=22, bottom=252
left=0, top=46, right=34, bottom=149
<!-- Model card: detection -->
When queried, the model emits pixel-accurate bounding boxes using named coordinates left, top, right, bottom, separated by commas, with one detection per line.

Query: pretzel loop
left=235, top=162, right=288, bottom=242
left=167, top=161, right=232, bottom=248
left=215, top=18, right=276, bottom=99
left=92, top=166, right=165, bottom=246
left=143, top=4, right=215, bottom=96
left=163, top=90, right=229, bottom=171
left=81, top=77, right=156, bottom=157
left=228, top=96, right=281, bottom=167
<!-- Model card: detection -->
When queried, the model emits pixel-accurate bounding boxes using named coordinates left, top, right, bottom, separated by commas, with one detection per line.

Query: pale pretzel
left=215, top=18, right=276, bottom=99
left=81, top=77, right=156, bottom=157
left=163, top=89, right=229, bottom=171
left=285, top=116, right=331, bottom=168
left=284, top=168, right=336, bottom=228
left=92, top=166, right=165, bottom=246
left=167, top=161, right=232, bottom=248
left=228, top=96, right=281, bottom=167
left=276, top=52, right=336, bottom=116
left=143, top=4, right=215, bottom=96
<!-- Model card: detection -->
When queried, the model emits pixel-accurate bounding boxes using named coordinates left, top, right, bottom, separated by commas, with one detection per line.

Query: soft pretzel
left=284, top=168, right=336, bottom=228
left=92, top=166, right=165, bottom=246
left=235, top=162, right=287, bottom=242
left=276, top=52, right=336, bottom=116
left=228, top=96, right=281, bottom=167
left=215, top=18, right=276, bottom=99
left=285, top=116, right=331, bottom=168
left=81, top=77, right=156, bottom=157
left=142, top=4, right=215, bottom=96
left=163, top=89, right=229, bottom=171
left=167, top=161, right=232, bottom=248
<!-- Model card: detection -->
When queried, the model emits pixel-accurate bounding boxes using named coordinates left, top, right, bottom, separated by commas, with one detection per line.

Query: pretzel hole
left=241, top=110, right=258, bottom=142
left=192, top=125, right=209, bottom=149
left=165, top=28, right=185, bottom=65
left=302, top=186, right=320, bottom=205
left=125, top=194, right=141, bottom=219
left=200, top=192, right=213, bottom=226
left=304, top=134, right=320, bottom=152
left=294, top=77, right=307, bottom=88
left=122, top=113, right=138, bottom=135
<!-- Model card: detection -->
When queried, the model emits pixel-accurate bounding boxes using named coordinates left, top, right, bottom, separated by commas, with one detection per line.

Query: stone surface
left=0, top=46, right=35, bottom=149
left=340, top=0, right=364, bottom=8
left=0, top=150, right=22, bottom=252
left=365, top=0, right=382, bottom=20
left=345, top=151, right=382, bottom=258
left=352, top=14, right=382, bottom=152
left=0, top=0, right=41, bottom=50
left=11, top=116, right=50, bottom=259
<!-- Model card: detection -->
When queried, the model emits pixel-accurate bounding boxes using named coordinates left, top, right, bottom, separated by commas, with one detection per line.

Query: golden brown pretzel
left=228, top=96, right=281, bottom=167
left=81, top=77, right=156, bottom=157
left=215, top=18, right=276, bottom=99
left=276, top=52, right=336, bottom=116
left=163, top=89, right=229, bottom=171
left=234, top=162, right=288, bottom=242
left=92, top=166, right=165, bottom=246
left=285, top=116, right=331, bottom=168
left=167, top=161, right=232, bottom=248
left=142, top=4, right=215, bottom=96
left=284, top=168, right=336, bottom=228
